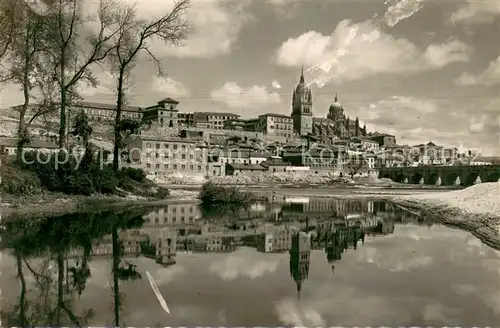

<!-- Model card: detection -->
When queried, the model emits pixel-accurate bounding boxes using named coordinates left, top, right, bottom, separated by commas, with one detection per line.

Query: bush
left=118, top=167, right=146, bottom=182
left=199, top=182, right=255, bottom=204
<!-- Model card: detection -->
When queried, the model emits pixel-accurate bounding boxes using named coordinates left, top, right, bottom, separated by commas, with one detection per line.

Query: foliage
left=117, top=167, right=146, bottom=182
left=199, top=182, right=256, bottom=205
left=344, top=154, right=369, bottom=179
left=0, top=156, right=43, bottom=195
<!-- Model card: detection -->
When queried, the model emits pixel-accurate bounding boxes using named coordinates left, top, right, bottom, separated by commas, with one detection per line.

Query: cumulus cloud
left=382, top=0, right=424, bottom=27
left=450, top=0, right=500, bottom=25
left=357, top=246, right=434, bottom=272
left=209, top=248, right=281, bottom=281
left=454, top=56, right=500, bottom=86
left=211, top=82, right=281, bottom=110
left=271, top=80, right=282, bottom=89
left=117, top=0, right=252, bottom=58
left=275, top=20, right=472, bottom=86
left=152, top=77, right=190, bottom=97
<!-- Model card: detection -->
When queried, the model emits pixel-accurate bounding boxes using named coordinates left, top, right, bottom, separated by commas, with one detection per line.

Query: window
left=155, top=164, right=159, bottom=168
left=164, top=164, right=168, bottom=169
left=173, top=144, right=178, bottom=150
left=173, top=164, right=177, bottom=169
left=181, top=154, right=186, bottom=159
left=181, top=164, right=186, bottom=169
left=156, top=143, right=160, bottom=149
left=190, top=165, right=194, bottom=170
left=146, top=163, right=151, bottom=168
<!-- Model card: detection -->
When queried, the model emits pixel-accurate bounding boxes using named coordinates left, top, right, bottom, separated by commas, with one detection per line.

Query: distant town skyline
left=0, top=0, right=499, bottom=154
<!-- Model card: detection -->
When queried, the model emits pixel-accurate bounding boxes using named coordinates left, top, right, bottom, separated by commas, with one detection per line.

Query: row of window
left=146, top=142, right=195, bottom=150
left=267, top=116, right=293, bottom=123
left=146, top=163, right=205, bottom=171
left=145, top=152, right=203, bottom=161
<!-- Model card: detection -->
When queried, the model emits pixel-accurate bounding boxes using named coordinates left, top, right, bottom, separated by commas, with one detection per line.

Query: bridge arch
left=411, top=172, right=424, bottom=184
left=395, top=174, right=407, bottom=183
left=444, top=172, right=460, bottom=186
left=484, top=172, right=500, bottom=183
left=463, top=172, right=480, bottom=186
left=428, top=173, right=441, bottom=186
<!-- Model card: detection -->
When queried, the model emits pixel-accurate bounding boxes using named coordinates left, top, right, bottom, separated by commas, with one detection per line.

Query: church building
left=291, top=68, right=367, bottom=140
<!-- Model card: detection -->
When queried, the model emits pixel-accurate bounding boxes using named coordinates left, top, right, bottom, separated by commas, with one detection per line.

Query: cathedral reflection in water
left=68, top=196, right=428, bottom=297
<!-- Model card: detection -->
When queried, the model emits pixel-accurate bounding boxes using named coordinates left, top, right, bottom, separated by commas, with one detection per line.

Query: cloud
left=271, top=80, right=282, bottom=89
left=152, top=77, right=190, bottom=97
left=382, top=0, right=424, bottom=27
left=357, top=246, right=433, bottom=272
left=275, top=20, right=472, bottom=86
left=211, top=82, right=281, bottom=111
left=351, top=95, right=499, bottom=151
left=142, top=0, right=253, bottom=58
left=208, top=248, right=281, bottom=280
left=450, top=0, right=500, bottom=25
left=454, top=56, right=500, bottom=86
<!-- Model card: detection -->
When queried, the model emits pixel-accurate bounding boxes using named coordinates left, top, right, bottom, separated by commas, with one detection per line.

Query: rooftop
left=227, top=163, right=267, bottom=171
left=158, top=97, right=179, bottom=104
left=0, top=137, right=58, bottom=149
left=259, top=113, right=292, bottom=119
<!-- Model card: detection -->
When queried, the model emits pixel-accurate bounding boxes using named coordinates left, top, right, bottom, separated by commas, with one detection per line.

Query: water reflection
left=1, top=197, right=499, bottom=326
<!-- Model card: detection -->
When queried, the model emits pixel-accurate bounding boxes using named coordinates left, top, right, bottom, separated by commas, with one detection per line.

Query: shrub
left=118, top=167, right=146, bottom=182
left=199, top=182, right=255, bottom=204
left=64, top=172, right=94, bottom=195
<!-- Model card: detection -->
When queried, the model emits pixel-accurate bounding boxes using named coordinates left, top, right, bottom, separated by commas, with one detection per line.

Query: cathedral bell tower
left=291, top=67, right=313, bottom=136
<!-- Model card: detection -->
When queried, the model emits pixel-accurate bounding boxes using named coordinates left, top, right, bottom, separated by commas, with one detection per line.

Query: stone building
left=142, top=97, right=180, bottom=128
left=126, top=135, right=224, bottom=176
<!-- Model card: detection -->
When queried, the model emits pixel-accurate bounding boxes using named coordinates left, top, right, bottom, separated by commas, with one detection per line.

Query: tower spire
left=300, top=66, right=304, bottom=83
left=334, top=92, right=338, bottom=102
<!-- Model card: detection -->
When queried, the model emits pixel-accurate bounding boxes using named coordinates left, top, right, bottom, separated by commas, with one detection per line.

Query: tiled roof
left=228, top=163, right=266, bottom=170
left=0, top=137, right=58, bottom=149
left=259, top=113, right=292, bottom=119
left=74, top=101, right=141, bottom=112
left=158, top=97, right=179, bottom=104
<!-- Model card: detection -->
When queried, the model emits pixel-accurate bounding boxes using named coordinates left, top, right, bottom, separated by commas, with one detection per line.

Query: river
left=1, top=197, right=499, bottom=326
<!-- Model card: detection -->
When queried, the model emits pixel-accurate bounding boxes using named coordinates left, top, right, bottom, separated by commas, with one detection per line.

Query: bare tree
left=3, top=1, right=59, bottom=161
left=42, top=0, right=127, bottom=148
left=108, top=0, right=189, bottom=172
left=0, top=0, right=18, bottom=79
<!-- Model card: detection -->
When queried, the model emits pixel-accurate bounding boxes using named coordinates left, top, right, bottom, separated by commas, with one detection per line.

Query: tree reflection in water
left=0, top=205, right=155, bottom=327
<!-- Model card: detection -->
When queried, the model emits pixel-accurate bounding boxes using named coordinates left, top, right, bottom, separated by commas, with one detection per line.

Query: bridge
left=378, top=165, right=500, bottom=186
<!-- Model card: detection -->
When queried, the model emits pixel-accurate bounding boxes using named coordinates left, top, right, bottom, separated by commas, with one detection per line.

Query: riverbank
left=0, top=189, right=199, bottom=220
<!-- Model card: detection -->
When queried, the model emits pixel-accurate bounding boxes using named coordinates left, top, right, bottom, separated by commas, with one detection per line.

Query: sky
left=0, top=0, right=499, bottom=154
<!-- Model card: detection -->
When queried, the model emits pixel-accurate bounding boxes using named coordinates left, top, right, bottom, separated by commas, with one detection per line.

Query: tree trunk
left=58, top=48, right=67, bottom=149
left=16, top=253, right=27, bottom=327
left=112, top=69, right=125, bottom=172
left=56, top=251, right=64, bottom=325
left=112, top=226, right=121, bottom=326
left=16, top=21, right=32, bottom=163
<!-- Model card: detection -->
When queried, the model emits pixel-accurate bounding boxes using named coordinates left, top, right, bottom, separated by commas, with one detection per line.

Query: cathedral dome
left=329, top=93, right=343, bottom=111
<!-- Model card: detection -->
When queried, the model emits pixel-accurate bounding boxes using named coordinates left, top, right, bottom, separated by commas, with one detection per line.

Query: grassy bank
left=0, top=155, right=170, bottom=216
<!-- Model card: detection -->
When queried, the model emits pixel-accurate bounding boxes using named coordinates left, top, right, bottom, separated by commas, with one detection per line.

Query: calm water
left=1, top=198, right=500, bottom=326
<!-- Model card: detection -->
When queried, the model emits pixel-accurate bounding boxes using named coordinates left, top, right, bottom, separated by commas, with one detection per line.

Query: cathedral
left=291, top=68, right=367, bottom=140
